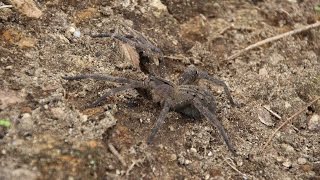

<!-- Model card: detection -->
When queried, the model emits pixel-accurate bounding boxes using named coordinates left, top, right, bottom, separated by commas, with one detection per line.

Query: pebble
left=259, top=67, right=268, bottom=76
left=185, top=159, right=192, bottom=165
left=18, top=113, right=34, bottom=135
left=51, top=107, right=65, bottom=120
left=281, top=143, right=295, bottom=153
left=207, top=151, right=213, bottom=157
left=282, top=160, right=292, bottom=168
left=297, top=157, right=307, bottom=165
left=190, top=148, right=197, bottom=154
left=308, top=114, right=320, bottom=131
left=5, top=65, right=13, bottom=70
left=73, top=30, right=81, bottom=38
left=1, top=149, right=6, bottom=154
left=170, top=154, right=177, bottom=161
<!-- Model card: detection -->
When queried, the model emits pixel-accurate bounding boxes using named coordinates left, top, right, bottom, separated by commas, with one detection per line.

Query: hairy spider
left=63, top=65, right=237, bottom=154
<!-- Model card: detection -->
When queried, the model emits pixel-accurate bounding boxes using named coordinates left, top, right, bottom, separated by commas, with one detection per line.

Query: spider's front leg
left=147, top=99, right=172, bottom=144
left=193, top=98, right=236, bottom=154
left=178, top=65, right=238, bottom=107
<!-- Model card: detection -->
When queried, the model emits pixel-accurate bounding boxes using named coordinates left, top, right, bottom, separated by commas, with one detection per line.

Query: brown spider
left=63, top=65, right=237, bottom=154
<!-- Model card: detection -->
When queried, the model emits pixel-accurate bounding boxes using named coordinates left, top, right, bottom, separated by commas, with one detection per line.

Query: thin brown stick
left=227, top=21, right=320, bottom=60
left=108, top=143, right=127, bottom=167
left=261, top=96, right=320, bottom=151
left=223, top=158, right=250, bottom=179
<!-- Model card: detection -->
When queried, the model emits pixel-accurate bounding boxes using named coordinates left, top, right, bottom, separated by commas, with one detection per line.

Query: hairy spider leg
left=63, top=74, right=146, bottom=107
left=147, top=100, right=171, bottom=144
left=63, top=74, right=142, bottom=85
left=193, top=98, right=236, bottom=154
left=178, top=66, right=237, bottom=107
left=88, top=85, right=137, bottom=108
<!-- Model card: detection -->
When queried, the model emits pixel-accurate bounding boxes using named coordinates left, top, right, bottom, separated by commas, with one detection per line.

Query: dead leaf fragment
left=1, top=28, right=37, bottom=48
left=120, top=43, right=140, bottom=69
left=74, top=7, right=98, bottom=23
left=10, top=0, right=43, bottom=18
left=257, top=106, right=275, bottom=127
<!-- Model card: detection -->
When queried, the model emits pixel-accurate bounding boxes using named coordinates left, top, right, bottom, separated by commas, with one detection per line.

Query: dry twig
left=224, top=158, right=249, bottom=179
left=227, top=21, right=320, bottom=60
left=0, top=5, right=13, bottom=9
left=263, top=105, right=282, bottom=120
left=261, top=96, right=320, bottom=151
left=108, top=143, right=127, bottom=167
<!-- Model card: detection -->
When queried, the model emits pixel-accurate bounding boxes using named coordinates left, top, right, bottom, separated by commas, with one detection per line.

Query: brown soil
left=1, top=0, right=320, bottom=179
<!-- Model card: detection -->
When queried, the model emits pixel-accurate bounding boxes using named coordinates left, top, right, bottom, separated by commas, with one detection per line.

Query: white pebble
left=170, top=154, right=177, bottom=161
left=185, top=159, right=192, bottom=165
left=308, top=114, right=320, bottom=131
left=282, top=160, right=292, bottom=168
left=297, top=157, right=307, bottom=165
left=73, top=30, right=81, bottom=38
left=190, top=148, right=197, bottom=153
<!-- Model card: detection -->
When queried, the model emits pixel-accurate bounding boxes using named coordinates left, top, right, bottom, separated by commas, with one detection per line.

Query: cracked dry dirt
left=1, top=0, right=320, bottom=179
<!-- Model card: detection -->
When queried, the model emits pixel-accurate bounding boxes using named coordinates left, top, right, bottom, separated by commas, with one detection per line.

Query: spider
left=63, top=65, right=238, bottom=154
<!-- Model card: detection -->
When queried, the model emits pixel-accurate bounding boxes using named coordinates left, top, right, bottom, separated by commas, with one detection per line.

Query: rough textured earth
left=1, top=0, right=320, bottom=179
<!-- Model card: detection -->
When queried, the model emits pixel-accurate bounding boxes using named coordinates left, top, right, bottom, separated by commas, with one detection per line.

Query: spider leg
left=87, top=84, right=136, bottom=108
left=147, top=100, right=171, bottom=144
left=178, top=65, right=237, bottom=107
left=193, top=98, right=236, bottom=154
left=197, top=71, right=237, bottom=107
left=62, top=74, right=143, bottom=85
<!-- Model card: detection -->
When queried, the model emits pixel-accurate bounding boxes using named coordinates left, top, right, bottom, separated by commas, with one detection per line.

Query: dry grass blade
left=261, top=96, right=320, bottom=152
left=228, top=21, right=320, bottom=60
left=108, top=143, right=127, bottom=167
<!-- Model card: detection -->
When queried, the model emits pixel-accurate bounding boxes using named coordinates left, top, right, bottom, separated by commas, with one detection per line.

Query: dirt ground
left=1, top=0, right=320, bottom=179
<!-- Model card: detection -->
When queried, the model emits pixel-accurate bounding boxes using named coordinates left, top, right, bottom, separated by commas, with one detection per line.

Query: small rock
left=170, top=154, right=177, bottom=161
left=17, top=113, right=34, bottom=136
left=207, top=151, right=213, bottom=157
left=73, top=30, right=81, bottom=38
left=101, top=6, right=113, bottom=16
left=308, top=114, right=320, bottom=131
left=276, top=156, right=284, bottom=162
left=180, top=15, right=209, bottom=42
left=284, top=102, right=291, bottom=109
left=258, top=68, right=268, bottom=76
left=185, top=159, right=192, bottom=165
left=190, top=148, right=197, bottom=153
left=168, top=125, right=174, bottom=131
left=50, top=107, right=65, bottom=120
left=282, top=160, right=292, bottom=168
left=297, top=157, right=307, bottom=165
left=281, top=144, right=295, bottom=153
left=1, top=149, right=6, bottom=154
left=10, top=0, right=43, bottom=18
left=270, top=52, right=285, bottom=65
left=5, top=65, right=13, bottom=70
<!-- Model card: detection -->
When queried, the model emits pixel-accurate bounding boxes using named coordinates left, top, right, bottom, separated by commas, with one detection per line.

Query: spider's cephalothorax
left=63, top=65, right=238, bottom=154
